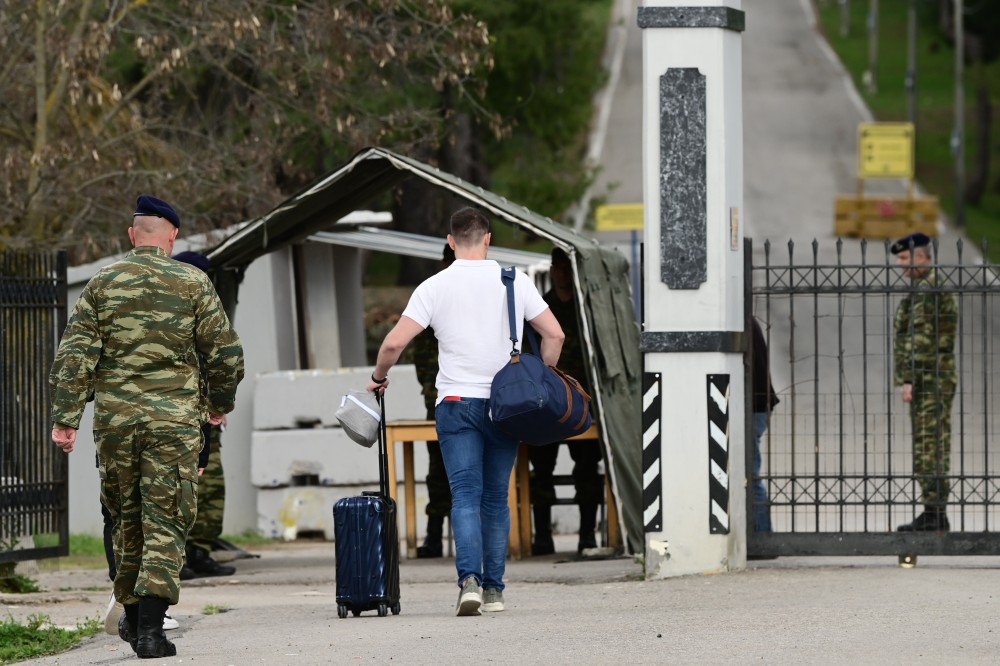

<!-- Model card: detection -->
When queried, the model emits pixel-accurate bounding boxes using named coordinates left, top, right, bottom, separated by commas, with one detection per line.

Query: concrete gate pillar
left=638, top=1, right=746, bottom=578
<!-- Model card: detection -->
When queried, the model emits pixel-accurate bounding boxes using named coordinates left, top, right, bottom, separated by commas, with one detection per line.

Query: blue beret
left=890, top=232, right=930, bottom=255
left=172, top=250, right=210, bottom=273
left=134, top=194, right=180, bottom=229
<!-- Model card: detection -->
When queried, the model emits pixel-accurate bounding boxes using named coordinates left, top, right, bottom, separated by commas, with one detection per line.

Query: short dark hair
left=450, top=207, right=491, bottom=246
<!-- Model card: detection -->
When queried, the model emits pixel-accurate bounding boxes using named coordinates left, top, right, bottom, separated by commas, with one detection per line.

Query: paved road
left=8, top=542, right=999, bottom=665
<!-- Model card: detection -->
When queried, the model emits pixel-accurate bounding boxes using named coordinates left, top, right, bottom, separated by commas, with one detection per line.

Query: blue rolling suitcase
left=334, top=392, right=401, bottom=618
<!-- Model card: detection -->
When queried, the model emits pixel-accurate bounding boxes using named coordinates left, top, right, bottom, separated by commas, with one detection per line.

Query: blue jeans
left=752, top=412, right=773, bottom=533
left=435, top=398, right=519, bottom=591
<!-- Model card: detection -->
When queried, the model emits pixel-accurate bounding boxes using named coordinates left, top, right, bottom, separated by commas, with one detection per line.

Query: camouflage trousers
left=187, top=426, right=225, bottom=552
left=96, top=421, right=200, bottom=605
left=910, top=380, right=956, bottom=506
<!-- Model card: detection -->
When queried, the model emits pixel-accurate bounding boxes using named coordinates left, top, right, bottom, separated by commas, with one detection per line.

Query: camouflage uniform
left=894, top=268, right=957, bottom=508
left=412, top=327, right=451, bottom=518
left=50, top=246, right=244, bottom=605
left=529, top=289, right=602, bottom=551
left=186, top=424, right=225, bottom=553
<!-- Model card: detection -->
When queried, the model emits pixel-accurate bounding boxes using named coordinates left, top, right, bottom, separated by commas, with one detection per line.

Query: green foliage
left=0, top=572, right=40, bottom=594
left=455, top=0, right=612, bottom=219
left=816, top=2, right=1000, bottom=261
left=202, top=604, right=230, bottom=615
left=0, top=614, right=100, bottom=664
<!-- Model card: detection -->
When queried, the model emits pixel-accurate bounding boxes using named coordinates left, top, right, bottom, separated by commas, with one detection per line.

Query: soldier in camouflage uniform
left=171, top=250, right=235, bottom=580
left=411, top=244, right=455, bottom=558
left=891, top=233, right=957, bottom=532
left=183, top=422, right=230, bottom=574
left=528, top=248, right=603, bottom=555
left=50, top=195, right=244, bottom=658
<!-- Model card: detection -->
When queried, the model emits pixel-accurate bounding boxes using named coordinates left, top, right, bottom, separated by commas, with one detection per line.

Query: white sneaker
left=162, top=611, right=179, bottom=631
left=455, top=577, right=482, bottom=616
left=482, top=588, right=505, bottom=612
left=103, top=592, right=124, bottom=636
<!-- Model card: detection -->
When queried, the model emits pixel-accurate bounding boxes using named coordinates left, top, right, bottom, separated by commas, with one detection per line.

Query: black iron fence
left=746, top=238, right=1000, bottom=557
left=1, top=250, right=69, bottom=564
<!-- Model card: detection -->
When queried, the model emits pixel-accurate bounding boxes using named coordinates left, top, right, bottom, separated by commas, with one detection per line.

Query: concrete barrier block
left=256, top=485, right=353, bottom=541
left=253, top=365, right=427, bottom=429
left=251, top=429, right=431, bottom=487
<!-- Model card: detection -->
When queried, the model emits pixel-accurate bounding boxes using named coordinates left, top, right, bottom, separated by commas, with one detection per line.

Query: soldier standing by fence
left=891, top=233, right=957, bottom=532
left=49, top=196, right=244, bottom=658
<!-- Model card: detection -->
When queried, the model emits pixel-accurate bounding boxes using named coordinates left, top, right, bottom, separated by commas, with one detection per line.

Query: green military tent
left=206, top=147, right=644, bottom=555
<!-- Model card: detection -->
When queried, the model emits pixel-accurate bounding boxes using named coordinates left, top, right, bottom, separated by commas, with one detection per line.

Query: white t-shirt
left=402, top=259, right=549, bottom=403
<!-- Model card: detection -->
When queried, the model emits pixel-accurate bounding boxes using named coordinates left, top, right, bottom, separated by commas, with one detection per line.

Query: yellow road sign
left=858, top=122, right=914, bottom=178
left=595, top=203, right=644, bottom=231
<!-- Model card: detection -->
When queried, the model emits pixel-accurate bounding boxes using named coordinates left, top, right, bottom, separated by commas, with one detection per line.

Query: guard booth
left=833, top=122, right=939, bottom=239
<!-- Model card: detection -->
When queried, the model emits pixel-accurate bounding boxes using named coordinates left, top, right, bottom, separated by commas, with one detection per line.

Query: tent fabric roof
left=311, top=226, right=551, bottom=274
left=207, top=147, right=643, bottom=555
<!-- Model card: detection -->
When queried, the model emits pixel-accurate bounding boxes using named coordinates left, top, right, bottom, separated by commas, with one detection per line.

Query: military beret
left=890, top=232, right=931, bottom=255
left=133, top=194, right=180, bottom=229
left=172, top=250, right=210, bottom=273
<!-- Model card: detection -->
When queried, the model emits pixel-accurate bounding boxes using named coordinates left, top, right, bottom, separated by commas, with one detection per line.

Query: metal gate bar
left=1, top=250, right=69, bottom=564
left=746, top=238, right=1000, bottom=556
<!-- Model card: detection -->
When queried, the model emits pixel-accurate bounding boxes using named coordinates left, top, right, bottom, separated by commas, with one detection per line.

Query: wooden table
left=383, top=421, right=617, bottom=560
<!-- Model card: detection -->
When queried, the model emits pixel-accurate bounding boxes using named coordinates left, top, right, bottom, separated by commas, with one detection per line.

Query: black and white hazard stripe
left=707, top=374, right=730, bottom=534
left=642, top=373, right=662, bottom=532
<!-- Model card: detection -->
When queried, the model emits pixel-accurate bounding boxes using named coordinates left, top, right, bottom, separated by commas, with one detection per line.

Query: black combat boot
left=118, top=602, right=139, bottom=653
left=186, top=545, right=236, bottom=577
left=135, top=596, right=176, bottom=658
left=577, top=503, right=599, bottom=554
left=531, top=505, right=555, bottom=555
left=896, top=506, right=950, bottom=532
left=417, top=515, right=444, bottom=558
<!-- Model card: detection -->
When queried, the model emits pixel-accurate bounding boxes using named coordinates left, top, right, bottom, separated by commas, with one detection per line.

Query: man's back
left=404, top=259, right=547, bottom=400
left=50, top=246, right=243, bottom=430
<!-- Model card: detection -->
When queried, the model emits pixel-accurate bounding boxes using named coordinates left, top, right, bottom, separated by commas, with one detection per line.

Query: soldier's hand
left=208, top=412, right=224, bottom=426
left=900, top=383, right=913, bottom=403
left=52, top=426, right=77, bottom=453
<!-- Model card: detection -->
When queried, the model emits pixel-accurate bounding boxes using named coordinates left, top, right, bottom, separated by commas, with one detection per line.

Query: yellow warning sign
left=858, top=122, right=914, bottom=179
left=595, top=203, right=644, bottom=231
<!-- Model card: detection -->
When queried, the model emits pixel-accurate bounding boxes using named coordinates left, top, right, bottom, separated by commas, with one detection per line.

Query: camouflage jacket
left=50, top=246, right=245, bottom=430
left=893, top=269, right=957, bottom=387
left=411, top=326, right=439, bottom=416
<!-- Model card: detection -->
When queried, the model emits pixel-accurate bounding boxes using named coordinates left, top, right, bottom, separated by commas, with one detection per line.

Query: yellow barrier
left=834, top=195, right=938, bottom=239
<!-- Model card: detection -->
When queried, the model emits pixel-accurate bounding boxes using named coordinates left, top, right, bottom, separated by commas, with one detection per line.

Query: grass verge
left=0, top=615, right=100, bottom=665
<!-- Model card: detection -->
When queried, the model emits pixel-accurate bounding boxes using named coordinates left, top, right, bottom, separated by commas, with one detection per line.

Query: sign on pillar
left=637, top=1, right=747, bottom=579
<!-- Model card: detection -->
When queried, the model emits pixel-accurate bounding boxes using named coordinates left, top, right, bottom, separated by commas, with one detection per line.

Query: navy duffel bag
left=490, top=267, right=592, bottom=445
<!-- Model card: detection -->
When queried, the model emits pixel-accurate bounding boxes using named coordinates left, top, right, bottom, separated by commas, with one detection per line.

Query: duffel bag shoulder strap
left=500, top=267, right=521, bottom=358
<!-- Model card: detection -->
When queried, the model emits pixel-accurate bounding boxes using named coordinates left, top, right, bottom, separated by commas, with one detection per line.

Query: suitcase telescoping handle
left=375, top=389, right=390, bottom=498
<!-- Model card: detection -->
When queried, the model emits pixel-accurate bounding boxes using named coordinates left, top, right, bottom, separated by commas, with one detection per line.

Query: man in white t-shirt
left=366, top=207, right=564, bottom=616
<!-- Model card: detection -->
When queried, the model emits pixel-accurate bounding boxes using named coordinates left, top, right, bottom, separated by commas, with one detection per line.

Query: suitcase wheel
left=391, top=601, right=401, bottom=616
left=352, top=608, right=362, bottom=617
left=337, top=604, right=348, bottom=619
left=377, top=602, right=388, bottom=617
